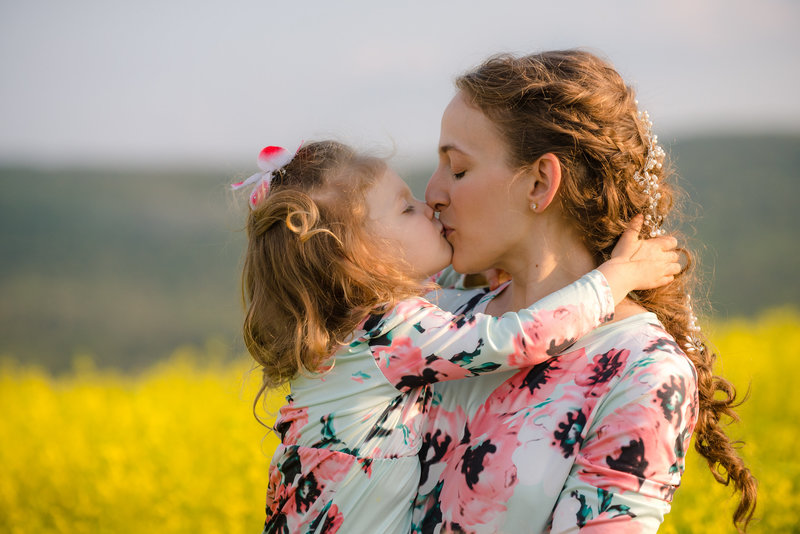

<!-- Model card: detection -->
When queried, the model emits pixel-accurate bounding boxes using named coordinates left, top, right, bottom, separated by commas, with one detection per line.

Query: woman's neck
left=484, top=215, right=648, bottom=321
left=485, top=215, right=597, bottom=316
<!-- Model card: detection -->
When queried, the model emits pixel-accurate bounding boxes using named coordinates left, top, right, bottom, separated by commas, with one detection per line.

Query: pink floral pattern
left=412, top=287, right=698, bottom=534
left=262, top=272, right=614, bottom=533
left=266, top=445, right=351, bottom=533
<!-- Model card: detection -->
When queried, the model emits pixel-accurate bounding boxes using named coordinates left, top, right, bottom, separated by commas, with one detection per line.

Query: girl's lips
left=442, top=224, right=454, bottom=239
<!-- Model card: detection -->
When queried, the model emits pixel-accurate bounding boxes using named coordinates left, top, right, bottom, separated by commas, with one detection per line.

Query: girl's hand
left=597, top=215, right=681, bottom=304
left=461, top=269, right=512, bottom=289
left=485, top=268, right=512, bottom=290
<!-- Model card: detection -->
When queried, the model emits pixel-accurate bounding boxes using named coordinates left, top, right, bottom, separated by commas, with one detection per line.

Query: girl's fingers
left=628, top=213, right=645, bottom=232
left=615, top=214, right=645, bottom=255
left=650, top=273, right=677, bottom=289
left=650, top=235, right=678, bottom=250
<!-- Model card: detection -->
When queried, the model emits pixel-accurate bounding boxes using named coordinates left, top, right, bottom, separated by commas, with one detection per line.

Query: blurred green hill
left=665, top=134, right=799, bottom=318
left=1, top=134, right=798, bottom=372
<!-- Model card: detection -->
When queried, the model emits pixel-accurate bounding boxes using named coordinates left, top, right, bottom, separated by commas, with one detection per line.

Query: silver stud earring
left=530, top=202, right=538, bottom=211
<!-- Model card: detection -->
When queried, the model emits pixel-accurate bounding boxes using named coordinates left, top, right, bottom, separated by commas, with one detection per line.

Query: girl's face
left=425, top=92, right=531, bottom=274
left=365, top=168, right=453, bottom=280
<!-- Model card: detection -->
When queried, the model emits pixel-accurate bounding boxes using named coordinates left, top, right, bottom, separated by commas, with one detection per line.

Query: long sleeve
left=364, top=270, right=615, bottom=391
left=547, top=338, right=698, bottom=533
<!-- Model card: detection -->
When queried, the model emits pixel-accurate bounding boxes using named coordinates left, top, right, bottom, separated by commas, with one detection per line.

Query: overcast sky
left=1, top=0, right=798, bottom=170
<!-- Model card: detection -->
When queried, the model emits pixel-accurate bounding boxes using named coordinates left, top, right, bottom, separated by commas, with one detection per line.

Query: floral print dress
left=263, top=271, right=615, bottom=533
left=411, top=280, right=699, bottom=533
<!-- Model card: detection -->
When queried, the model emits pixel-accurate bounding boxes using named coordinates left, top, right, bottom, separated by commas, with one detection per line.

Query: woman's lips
left=442, top=224, right=454, bottom=239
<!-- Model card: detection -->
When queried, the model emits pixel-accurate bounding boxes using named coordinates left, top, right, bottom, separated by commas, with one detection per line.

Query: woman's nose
left=425, top=168, right=449, bottom=212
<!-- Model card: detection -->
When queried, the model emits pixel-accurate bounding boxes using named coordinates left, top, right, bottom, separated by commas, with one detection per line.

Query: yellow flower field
left=1, top=310, right=798, bottom=533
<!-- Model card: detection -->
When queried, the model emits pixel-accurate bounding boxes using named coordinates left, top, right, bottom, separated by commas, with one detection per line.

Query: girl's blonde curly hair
left=241, top=141, right=426, bottom=417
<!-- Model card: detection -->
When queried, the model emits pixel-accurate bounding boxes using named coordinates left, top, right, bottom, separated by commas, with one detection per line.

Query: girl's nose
left=422, top=201, right=435, bottom=219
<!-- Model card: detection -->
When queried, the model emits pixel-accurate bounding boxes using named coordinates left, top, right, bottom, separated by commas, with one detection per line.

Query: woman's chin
left=450, top=256, right=478, bottom=276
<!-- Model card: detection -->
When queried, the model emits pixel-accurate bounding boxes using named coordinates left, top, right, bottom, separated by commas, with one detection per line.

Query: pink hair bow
left=231, top=145, right=297, bottom=208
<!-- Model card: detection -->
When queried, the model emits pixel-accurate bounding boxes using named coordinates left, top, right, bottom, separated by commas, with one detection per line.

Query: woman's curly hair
left=456, top=50, right=757, bottom=531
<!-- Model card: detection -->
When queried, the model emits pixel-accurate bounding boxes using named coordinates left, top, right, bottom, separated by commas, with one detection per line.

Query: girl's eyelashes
left=402, top=203, right=415, bottom=213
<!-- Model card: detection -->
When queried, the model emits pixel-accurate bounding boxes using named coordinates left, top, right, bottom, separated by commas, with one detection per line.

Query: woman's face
left=426, top=92, right=530, bottom=274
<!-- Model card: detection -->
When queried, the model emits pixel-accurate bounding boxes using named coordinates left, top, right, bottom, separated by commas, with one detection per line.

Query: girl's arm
left=366, top=217, right=679, bottom=391
left=365, top=270, right=614, bottom=391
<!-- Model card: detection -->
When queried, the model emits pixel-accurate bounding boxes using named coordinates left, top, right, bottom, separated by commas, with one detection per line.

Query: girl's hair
left=456, top=50, right=757, bottom=531
left=241, top=141, right=426, bottom=410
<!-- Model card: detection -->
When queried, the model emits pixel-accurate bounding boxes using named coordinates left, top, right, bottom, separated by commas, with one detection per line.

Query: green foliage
left=667, top=135, right=800, bottom=318
left=0, top=134, right=798, bottom=371
left=0, top=167, right=247, bottom=372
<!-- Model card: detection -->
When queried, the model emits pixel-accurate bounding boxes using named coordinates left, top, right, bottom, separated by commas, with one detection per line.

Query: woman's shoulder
left=572, top=312, right=697, bottom=383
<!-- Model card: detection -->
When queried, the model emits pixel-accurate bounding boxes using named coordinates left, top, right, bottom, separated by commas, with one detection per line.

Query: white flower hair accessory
left=683, top=294, right=704, bottom=354
left=231, top=145, right=299, bottom=208
left=632, top=109, right=705, bottom=355
left=633, top=108, right=667, bottom=237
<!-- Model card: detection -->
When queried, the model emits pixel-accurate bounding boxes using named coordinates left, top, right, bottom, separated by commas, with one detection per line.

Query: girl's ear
left=526, top=153, right=562, bottom=212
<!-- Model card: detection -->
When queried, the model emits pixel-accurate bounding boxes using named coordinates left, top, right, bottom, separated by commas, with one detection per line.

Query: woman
left=412, top=50, right=757, bottom=533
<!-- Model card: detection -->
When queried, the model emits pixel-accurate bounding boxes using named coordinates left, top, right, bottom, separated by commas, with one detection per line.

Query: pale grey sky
left=1, top=0, right=798, bottom=169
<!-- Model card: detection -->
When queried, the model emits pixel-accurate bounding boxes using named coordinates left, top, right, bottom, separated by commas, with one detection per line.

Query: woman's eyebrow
left=439, top=144, right=467, bottom=156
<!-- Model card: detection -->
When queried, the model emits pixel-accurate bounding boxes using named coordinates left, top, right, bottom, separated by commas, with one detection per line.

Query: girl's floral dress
left=263, top=271, right=614, bottom=533
left=411, top=278, right=699, bottom=533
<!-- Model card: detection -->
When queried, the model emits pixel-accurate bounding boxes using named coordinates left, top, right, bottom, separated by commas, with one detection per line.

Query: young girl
left=235, top=140, right=680, bottom=533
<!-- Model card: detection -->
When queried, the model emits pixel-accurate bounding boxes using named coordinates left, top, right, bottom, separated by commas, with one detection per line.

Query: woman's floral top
left=263, top=271, right=614, bottom=533
left=411, top=280, right=699, bottom=533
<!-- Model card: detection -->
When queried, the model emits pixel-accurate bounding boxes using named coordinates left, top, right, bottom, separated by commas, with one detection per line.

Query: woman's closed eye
left=453, top=170, right=466, bottom=179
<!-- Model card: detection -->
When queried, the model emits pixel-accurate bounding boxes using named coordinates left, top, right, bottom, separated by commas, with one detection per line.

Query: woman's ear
left=527, top=153, right=562, bottom=212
